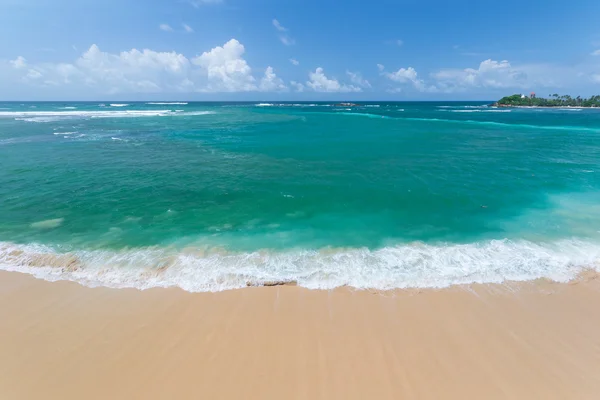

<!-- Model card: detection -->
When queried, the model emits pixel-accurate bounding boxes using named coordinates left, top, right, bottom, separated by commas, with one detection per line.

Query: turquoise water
left=1, top=101, right=600, bottom=291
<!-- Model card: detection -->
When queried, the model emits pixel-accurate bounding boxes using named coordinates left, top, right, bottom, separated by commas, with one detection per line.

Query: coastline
left=493, top=104, right=600, bottom=109
left=2, top=270, right=600, bottom=399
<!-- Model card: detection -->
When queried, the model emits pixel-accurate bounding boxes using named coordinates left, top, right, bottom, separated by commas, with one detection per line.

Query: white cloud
left=279, top=36, right=295, bottom=46
left=384, top=67, right=418, bottom=83
left=192, top=39, right=257, bottom=92
left=272, top=19, right=295, bottom=46
left=432, top=59, right=528, bottom=91
left=259, top=66, right=287, bottom=92
left=592, top=74, right=600, bottom=83
left=272, top=19, right=287, bottom=32
left=188, top=0, right=222, bottom=7
left=73, top=44, right=191, bottom=92
left=381, top=66, right=435, bottom=92
left=290, top=80, right=305, bottom=92
left=289, top=58, right=299, bottom=66
left=396, top=39, right=404, bottom=46
left=4, top=39, right=296, bottom=95
left=306, top=67, right=361, bottom=93
left=346, top=71, right=371, bottom=88
left=377, top=63, right=385, bottom=72
left=591, top=50, right=600, bottom=56
left=183, top=23, right=194, bottom=33
left=159, top=24, right=173, bottom=32
left=10, top=56, right=27, bottom=69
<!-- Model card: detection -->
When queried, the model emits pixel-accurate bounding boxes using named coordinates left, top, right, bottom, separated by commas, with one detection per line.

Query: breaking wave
left=1, top=239, right=599, bottom=292
left=2, top=110, right=216, bottom=122
left=146, top=102, right=188, bottom=105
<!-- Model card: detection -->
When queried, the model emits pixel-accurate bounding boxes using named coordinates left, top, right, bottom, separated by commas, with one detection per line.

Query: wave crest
left=1, top=239, right=599, bottom=292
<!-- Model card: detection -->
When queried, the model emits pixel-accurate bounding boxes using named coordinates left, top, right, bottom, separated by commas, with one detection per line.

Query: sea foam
left=2, top=110, right=216, bottom=122
left=1, top=239, right=598, bottom=292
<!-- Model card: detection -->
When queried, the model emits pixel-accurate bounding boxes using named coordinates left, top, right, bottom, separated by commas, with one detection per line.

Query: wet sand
left=1, top=270, right=600, bottom=399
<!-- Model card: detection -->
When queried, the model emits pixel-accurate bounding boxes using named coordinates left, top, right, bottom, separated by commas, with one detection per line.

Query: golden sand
left=1, top=271, right=600, bottom=399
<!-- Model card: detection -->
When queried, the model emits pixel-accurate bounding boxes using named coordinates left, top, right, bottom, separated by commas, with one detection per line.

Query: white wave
left=256, top=103, right=274, bottom=107
left=146, top=102, right=188, bottom=105
left=449, top=109, right=510, bottom=113
left=30, top=218, right=64, bottom=229
left=53, top=131, right=77, bottom=135
left=338, top=112, right=391, bottom=119
left=286, top=104, right=328, bottom=107
left=1, top=239, right=598, bottom=292
left=60, top=107, right=77, bottom=110
left=180, top=111, right=217, bottom=116
left=16, top=117, right=63, bottom=123
left=4, top=110, right=177, bottom=121
left=110, top=103, right=129, bottom=107
left=438, top=105, right=488, bottom=109
left=111, top=137, right=124, bottom=141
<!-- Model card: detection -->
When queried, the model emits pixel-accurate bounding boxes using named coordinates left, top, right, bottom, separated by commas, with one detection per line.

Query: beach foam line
left=1, top=239, right=599, bottom=292
left=110, top=104, right=129, bottom=107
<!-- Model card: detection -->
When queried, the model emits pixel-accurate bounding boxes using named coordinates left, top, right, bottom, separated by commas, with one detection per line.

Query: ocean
left=1, top=101, right=600, bottom=291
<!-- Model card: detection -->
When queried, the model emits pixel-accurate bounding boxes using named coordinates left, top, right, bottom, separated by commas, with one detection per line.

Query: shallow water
left=1, top=101, right=600, bottom=291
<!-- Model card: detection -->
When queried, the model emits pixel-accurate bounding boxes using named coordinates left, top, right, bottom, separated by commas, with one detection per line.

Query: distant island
left=494, top=93, right=600, bottom=108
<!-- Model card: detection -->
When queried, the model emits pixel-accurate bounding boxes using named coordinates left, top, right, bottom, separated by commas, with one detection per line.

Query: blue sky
left=1, top=0, right=600, bottom=100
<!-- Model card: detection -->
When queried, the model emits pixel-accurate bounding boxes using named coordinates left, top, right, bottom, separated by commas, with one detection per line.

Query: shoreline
left=493, top=104, right=600, bottom=109
left=2, top=270, right=600, bottom=399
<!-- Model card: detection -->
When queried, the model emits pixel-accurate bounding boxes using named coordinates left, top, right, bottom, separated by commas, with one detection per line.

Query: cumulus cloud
left=272, top=19, right=295, bottom=46
left=183, top=23, right=194, bottom=33
left=192, top=39, right=256, bottom=92
left=591, top=50, right=600, bottom=56
left=290, top=80, right=305, bottom=92
left=377, top=64, right=385, bottom=72
left=306, top=67, right=361, bottom=92
left=159, top=24, right=173, bottom=32
left=4, top=39, right=295, bottom=94
left=10, top=56, right=27, bottom=69
left=346, top=71, right=371, bottom=88
left=259, top=66, right=287, bottom=92
left=384, top=67, right=418, bottom=83
left=381, top=66, right=435, bottom=92
left=432, top=59, right=528, bottom=91
left=289, top=58, right=299, bottom=66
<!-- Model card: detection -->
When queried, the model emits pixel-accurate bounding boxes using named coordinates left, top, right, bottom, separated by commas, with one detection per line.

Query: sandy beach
left=1, top=271, right=600, bottom=399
